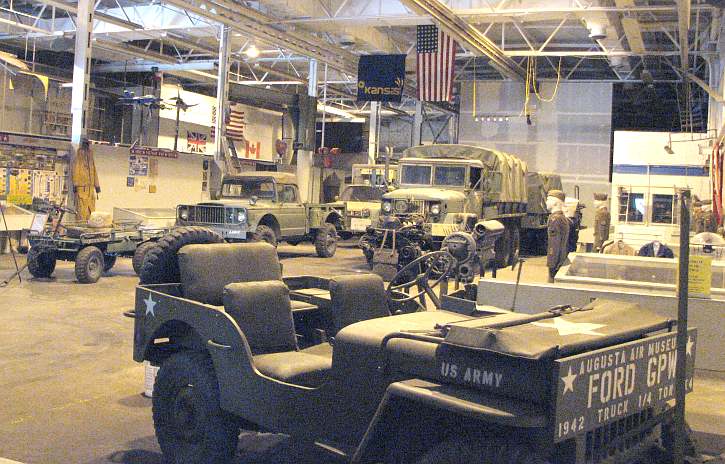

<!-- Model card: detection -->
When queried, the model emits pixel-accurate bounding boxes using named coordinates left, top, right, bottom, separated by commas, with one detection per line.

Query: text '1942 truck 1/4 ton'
left=360, top=145, right=534, bottom=271
left=131, top=239, right=697, bottom=464
left=175, top=171, right=345, bottom=257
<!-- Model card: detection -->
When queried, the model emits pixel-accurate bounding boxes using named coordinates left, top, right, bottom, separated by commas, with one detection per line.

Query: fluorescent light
left=60, top=82, right=73, bottom=88
left=245, top=45, right=260, bottom=59
left=318, top=103, right=356, bottom=119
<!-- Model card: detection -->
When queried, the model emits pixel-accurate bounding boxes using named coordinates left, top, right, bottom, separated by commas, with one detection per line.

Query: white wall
left=458, top=81, right=614, bottom=227
left=93, top=145, right=205, bottom=212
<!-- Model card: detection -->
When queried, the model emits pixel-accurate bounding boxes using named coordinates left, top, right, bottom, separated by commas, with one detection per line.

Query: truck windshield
left=401, top=165, right=432, bottom=185
left=434, top=166, right=466, bottom=186
left=340, top=186, right=384, bottom=202
left=222, top=179, right=275, bottom=199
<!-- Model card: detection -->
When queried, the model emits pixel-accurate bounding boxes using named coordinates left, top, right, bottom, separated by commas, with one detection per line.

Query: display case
left=557, top=252, right=725, bottom=297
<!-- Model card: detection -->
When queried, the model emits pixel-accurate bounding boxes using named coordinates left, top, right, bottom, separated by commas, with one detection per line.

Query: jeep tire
left=140, top=227, right=224, bottom=284
left=314, top=223, right=337, bottom=258
left=132, top=241, right=156, bottom=276
left=153, top=351, right=240, bottom=464
left=251, top=224, right=277, bottom=247
left=415, top=437, right=551, bottom=464
left=75, top=246, right=104, bottom=283
left=27, top=247, right=56, bottom=278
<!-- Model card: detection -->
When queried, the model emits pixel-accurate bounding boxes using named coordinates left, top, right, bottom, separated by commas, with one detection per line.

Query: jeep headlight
left=237, top=208, right=247, bottom=223
left=430, top=203, right=441, bottom=215
left=362, top=208, right=371, bottom=218
left=382, top=200, right=392, bottom=213
left=178, top=207, right=189, bottom=220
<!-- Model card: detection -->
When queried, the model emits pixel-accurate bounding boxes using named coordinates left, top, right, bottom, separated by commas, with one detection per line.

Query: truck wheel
left=75, top=246, right=104, bottom=284
left=140, top=227, right=224, bottom=284
left=103, top=255, right=117, bottom=273
left=27, top=247, right=56, bottom=278
left=251, top=225, right=277, bottom=247
left=494, top=227, right=512, bottom=268
left=415, top=437, right=551, bottom=464
left=153, top=351, right=240, bottom=464
left=132, top=241, right=156, bottom=276
left=314, top=223, right=338, bottom=258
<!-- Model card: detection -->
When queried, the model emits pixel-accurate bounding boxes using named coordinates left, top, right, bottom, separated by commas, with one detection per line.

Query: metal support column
left=673, top=188, right=691, bottom=464
left=368, top=101, right=380, bottom=164
left=412, top=100, right=423, bottom=146
left=215, top=24, right=231, bottom=164
left=297, top=59, right=317, bottom=203
left=68, top=0, right=93, bottom=205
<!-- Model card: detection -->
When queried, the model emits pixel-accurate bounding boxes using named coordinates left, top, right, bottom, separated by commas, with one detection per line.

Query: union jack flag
left=416, top=24, right=457, bottom=102
left=186, top=131, right=207, bottom=154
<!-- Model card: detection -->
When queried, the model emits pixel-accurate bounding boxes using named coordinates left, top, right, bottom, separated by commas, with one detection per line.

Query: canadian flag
left=245, top=141, right=261, bottom=159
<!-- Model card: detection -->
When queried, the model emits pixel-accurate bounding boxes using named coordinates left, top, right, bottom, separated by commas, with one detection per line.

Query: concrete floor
left=0, top=242, right=723, bottom=463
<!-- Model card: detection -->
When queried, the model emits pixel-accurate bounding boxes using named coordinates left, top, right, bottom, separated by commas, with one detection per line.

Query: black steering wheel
left=386, top=251, right=457, bottom=309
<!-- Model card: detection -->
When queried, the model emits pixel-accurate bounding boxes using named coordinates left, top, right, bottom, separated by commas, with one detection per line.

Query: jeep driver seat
left=329, top=274, right=390, bottom=335
left=224, top=281, right=332, bottom=388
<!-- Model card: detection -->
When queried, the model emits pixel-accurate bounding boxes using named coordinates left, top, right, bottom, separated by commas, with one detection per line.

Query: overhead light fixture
left=245, top=44, right=260, bottom=59
left=318, top=103, right=356, bottom=120
left=587, top=22, right=607, bottom=40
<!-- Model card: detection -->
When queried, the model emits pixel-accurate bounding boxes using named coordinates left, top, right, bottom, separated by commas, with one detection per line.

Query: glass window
left=469, top=167, right=482, bottom=189
left=652, top=194, right=678, bottom=224
left=222, top=179, right=275, bottom=199
left=280, top=185, right=297, bottom=203
left=434, top=166, right=466, bottom=186
left=340, top=186, right=384, bottom=202
left=401, top=165, right=431, bottom=185
left=618, top=192, right=645, bottom=223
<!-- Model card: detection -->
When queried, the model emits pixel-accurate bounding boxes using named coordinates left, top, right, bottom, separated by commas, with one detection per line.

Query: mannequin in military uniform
left=71, top=138, right=101, bottom=221
left=546, top=189, right=570, bottom=283
left=691, top=198, right=703, bottom=233
left=701, top=200, right=717, bottom=233
left=593, top=192, right=610, bottom=252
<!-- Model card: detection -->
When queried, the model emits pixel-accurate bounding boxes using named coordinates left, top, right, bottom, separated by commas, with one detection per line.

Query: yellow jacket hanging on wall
left=71, top=142, right=100, bottom=221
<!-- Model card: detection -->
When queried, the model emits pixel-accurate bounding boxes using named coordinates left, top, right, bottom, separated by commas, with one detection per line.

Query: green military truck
left=363, top=144, right=529, bottom=268
left=176, top=171, right=344, bottom=257
left=131, top=240, right=697, bottom=464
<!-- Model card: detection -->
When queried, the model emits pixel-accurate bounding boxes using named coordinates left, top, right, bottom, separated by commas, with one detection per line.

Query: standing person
left=593, top=192, right=610, bottom=252
left=71, top=138, right=100, bottom=221
left=546, top=189, right=570, bottom=283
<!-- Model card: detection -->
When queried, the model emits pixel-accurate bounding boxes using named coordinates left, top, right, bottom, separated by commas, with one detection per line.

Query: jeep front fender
left=351, top=378, right=546, bottom=463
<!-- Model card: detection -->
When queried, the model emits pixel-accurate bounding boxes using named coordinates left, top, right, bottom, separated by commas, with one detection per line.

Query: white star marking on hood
left=532, top=318, right=606, bottom=336
left=561, top=366, right=578, bottom=395
left=144, top=294, right=157, bottom=317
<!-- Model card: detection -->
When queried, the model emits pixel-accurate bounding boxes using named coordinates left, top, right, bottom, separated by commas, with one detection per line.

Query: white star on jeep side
left=144, top=294, right=157, bottom=317
left=561, top=366, right=578, bottom=395
left=686, top=336, right=694, bottom=356
left=532, top=318, right=606, bottom=336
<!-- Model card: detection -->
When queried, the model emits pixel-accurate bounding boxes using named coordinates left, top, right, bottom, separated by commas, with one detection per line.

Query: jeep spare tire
left=132, top=241, right=157, bottom=276
left=140, top=227, right=224, bottom=284
left=75, top=246, right=105, bottom=284
left=314, top=223, right=338, bottom=258
left=251, top=224, right=277, bottom=247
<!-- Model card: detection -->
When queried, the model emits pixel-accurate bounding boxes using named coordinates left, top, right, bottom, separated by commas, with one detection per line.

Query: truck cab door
left=466, top=167, right=484, bottom=217
left=277, top=184, right=307, bottom=236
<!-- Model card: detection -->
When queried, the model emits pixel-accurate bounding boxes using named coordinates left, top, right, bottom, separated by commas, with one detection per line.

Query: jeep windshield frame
left=221, top=178, right=277, bottom=200
left=340, top=185, right=385, bottom=202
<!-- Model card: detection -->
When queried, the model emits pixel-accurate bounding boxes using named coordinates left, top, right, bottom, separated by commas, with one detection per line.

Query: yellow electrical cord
left=472, top=58, right=477, bottom=119
left=531, top=56, right=563, bottom=103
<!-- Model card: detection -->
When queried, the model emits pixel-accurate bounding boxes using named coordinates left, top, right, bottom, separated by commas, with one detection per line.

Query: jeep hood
left=383, top=187, right=466, bottom=202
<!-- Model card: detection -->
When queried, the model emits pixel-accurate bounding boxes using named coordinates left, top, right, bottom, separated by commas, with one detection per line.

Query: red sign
left=129, top=146, right=179, bottom=159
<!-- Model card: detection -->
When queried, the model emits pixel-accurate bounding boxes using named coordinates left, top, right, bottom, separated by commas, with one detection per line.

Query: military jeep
left=176, top=171, right=344, bottom=257
left=132, top=239, right=696, bottom=464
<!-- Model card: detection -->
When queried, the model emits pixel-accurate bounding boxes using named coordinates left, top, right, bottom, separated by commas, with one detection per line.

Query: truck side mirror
left=249, top=195, right=258, bottom=205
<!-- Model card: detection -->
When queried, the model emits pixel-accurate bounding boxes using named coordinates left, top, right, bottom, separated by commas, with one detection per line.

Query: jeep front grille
left=393, top=199, right=426, bottom=216
left=187, top=205, right=225, bottom=224
left=585, top=408, right=655, bottom=463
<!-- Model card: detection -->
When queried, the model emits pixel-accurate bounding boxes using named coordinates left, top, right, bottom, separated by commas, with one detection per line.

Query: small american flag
left=712, top=141, right=723, bottom=225
left=416, top=24, right=457, bottom=102
left=227, top=104, right=246, bottom=141
left=186, top=131, right=207, bottom=154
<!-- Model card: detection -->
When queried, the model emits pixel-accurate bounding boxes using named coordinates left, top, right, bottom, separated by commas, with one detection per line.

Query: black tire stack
left=140, top=227, right=224, bottom=284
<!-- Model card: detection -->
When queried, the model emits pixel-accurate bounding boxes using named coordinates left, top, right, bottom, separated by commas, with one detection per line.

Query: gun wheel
left=27, top=247, right=56, bottom=278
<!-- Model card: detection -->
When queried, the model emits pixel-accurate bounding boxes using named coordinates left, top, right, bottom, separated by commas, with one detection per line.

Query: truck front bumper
left=176, top=221, right=248, bottom=241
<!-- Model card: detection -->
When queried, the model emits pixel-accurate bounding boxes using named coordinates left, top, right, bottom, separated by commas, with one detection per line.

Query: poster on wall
left=186, top=131, right=208, bottom=154
left=128, top=155, right=149, bottom=176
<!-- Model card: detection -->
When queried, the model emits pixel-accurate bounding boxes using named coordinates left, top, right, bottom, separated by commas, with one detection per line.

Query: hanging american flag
left=186, top=131, right=207, bottom=154
left=226, top=104, right=246, bottom=141
left=712, top=141, right=724, bottom=225
left=416, top=24, right=457, bottom=102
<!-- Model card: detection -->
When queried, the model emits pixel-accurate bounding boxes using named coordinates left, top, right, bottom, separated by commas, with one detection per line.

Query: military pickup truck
left=131, top=239, right=697, bottom=464
left=176, top=172, right=344, bottom=257
left=332, top=184, right=387, bottom=239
